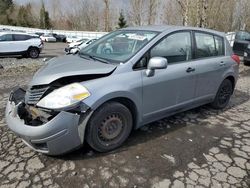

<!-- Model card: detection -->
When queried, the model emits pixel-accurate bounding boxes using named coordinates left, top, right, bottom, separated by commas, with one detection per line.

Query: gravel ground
left=0, top=55, right=250, bottom=188
left=0, top=42, right=67, bottom=70
left=0, top=42, right=67, bottom=76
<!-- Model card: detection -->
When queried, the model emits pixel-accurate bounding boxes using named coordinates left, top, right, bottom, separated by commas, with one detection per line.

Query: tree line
left=0, top=0, right=51, bottom=29
left=0, top=0, right=249, bottom=32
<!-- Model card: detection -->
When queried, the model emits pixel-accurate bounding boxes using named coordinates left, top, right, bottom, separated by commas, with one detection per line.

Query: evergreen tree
left=17, top=4, right=36, bottom=27
left=17, top=6, right=28, bottom=26
left=118, top=10, right=127, bottom=29
left=0, top=0, right=14, bottom=25
left=39, top=1, right=45, bottom=28
left=44, top=11, right=51, bottom=29
left=0, top=0, right=13, bottom=15
left=39, top=1, right=51, bottom=29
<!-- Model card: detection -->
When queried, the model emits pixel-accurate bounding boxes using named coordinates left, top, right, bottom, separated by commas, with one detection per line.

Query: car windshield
left=79, top=30, right=158, bottom=63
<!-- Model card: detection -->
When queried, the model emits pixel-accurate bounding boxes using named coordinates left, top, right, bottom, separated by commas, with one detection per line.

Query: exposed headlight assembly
left=37, top=83, right=90, bottom=110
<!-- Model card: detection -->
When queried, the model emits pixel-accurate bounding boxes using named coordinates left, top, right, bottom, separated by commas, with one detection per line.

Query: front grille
left=25, top=85, right=49, bottom=105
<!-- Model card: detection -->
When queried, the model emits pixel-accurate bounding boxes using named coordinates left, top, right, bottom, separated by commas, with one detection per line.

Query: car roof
left=122, top=25, right=225, bottom=37
left=0, top=31, right=33, bottom=35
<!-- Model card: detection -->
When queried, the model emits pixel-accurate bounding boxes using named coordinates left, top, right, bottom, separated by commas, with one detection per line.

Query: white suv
left=0, top=32, right=43, bottom=58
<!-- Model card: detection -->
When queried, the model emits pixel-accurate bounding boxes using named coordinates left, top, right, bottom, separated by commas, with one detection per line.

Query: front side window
left=150, top=32, right=192, bottom=64
left=0, top=34, right=13, bottom=42
left=195, top=32, right=216, bottom=59
left=80, top=30, right=158, bottom=63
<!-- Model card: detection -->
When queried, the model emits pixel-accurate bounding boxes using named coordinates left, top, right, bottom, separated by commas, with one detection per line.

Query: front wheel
left=86, top=102, right=133, bottom=152
left=28, top=47, right=40, bottom=59
left=211, top=79, right=233, bottom=109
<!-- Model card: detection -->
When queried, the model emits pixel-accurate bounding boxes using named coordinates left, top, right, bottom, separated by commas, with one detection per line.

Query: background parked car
left=66, top=35, right=80, bottom=43
left=233, top=31, right=250, bottom=56
left=40, top=34, right=57, bottom=42
left=68, top=38, right=89, bottom=48
left=52, top=33, right=67, bottom=42
left=0, top=32, right=43, bottom=58
left=65, top=39, right=97, bottom=54
left=226, top=32, right=236, bottom=47
left=34, top=32, right=44, bottom=37
left=243, top=44, right=250, bottom=65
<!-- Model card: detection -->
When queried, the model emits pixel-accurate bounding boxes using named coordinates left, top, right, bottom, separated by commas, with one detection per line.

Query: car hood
left=30, top=55, right=117, bottom=86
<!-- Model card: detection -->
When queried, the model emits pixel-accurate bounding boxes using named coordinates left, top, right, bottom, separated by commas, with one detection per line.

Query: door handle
left=186, top=67, right=195, bottom=73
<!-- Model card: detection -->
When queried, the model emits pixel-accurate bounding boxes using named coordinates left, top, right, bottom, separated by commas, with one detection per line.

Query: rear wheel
left=211, top=79, right=233, bottom=109
left=86, top=102, right=133, bottom=152
left=28, top=47, right=40, bottom=59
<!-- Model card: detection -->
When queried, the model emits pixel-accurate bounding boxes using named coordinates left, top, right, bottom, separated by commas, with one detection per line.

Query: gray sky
left=14, top=0, right=125, bottom=7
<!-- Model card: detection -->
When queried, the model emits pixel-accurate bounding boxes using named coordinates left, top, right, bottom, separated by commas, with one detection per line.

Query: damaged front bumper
left=5, top=88, right=91, bottom=155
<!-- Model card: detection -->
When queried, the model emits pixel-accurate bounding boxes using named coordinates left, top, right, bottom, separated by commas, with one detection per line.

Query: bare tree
left=103, top=0, right=111, bottom=31
left=162, top=0, right=182, bottom=25
left=200, top=0, right=208, bottom=27
left=176, top=0, right=189, bottom=26
left=129, top=0, right=145, bottom=26
left=147, top=0, right=158, bottom=25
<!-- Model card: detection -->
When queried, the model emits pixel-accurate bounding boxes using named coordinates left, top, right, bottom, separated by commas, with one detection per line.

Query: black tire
left=244, top=60, right=250, bottom=66
left=28, top=47, right=40, bottom=59
left=211, top=79, right=233, bottom=109
left=86, top=102, right=133, bottom=152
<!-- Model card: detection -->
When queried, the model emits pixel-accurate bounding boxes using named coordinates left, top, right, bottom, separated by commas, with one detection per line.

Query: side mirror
left=146, top=57, right=168, bottom=77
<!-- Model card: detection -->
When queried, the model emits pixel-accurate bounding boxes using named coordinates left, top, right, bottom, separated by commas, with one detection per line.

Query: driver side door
left=141, top=31, right=197, bottom=124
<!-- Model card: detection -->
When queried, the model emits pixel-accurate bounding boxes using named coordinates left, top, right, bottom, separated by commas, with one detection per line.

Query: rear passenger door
left=13, top=34, right=30, bottom=52
left=193, top=32, right=226, bottom=99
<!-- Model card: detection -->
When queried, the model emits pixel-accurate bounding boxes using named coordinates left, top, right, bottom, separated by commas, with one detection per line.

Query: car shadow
left=49, top=89, right=250, bottom=161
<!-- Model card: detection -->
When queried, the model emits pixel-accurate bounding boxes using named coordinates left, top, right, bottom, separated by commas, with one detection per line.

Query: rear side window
left=0, top=34, right=13, bottom=41
left=214, top=36, right=224, bottom=56
left=13, top=34, right=30, bottom=41
left=150, top=32, right=192, bottom=63
left=195, top=32, right=217, bottom=58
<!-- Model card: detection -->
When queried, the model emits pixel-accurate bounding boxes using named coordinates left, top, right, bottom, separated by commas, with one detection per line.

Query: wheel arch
left=88, top=95, right=141, bottom=130
left=225, top=75, right=236, bottom=94
left=28, top=46, right=39, bottom=50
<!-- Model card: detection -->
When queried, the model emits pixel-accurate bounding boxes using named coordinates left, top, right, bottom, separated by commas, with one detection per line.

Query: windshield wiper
left=79, top=53, right=110, bottom=64
left=90, top=56, right=110, bottom=64
left=79, top=53, right=91, bottom=60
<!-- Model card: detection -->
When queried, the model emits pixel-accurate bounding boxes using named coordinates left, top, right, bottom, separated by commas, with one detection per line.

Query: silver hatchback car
left=6, top=26, right=240, bottom=155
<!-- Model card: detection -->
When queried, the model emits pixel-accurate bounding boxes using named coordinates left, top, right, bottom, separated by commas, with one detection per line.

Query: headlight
left=37, top=83, right=90, bottom=109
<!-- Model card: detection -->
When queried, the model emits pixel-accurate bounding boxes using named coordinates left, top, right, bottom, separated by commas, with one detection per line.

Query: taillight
left=231, top=54, right=240, bottom=65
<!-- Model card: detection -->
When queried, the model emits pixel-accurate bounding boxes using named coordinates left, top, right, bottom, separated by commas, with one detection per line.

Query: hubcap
left=30, top=50, right=38, bottom=58
left=98, top=114, right=123, bottom=142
